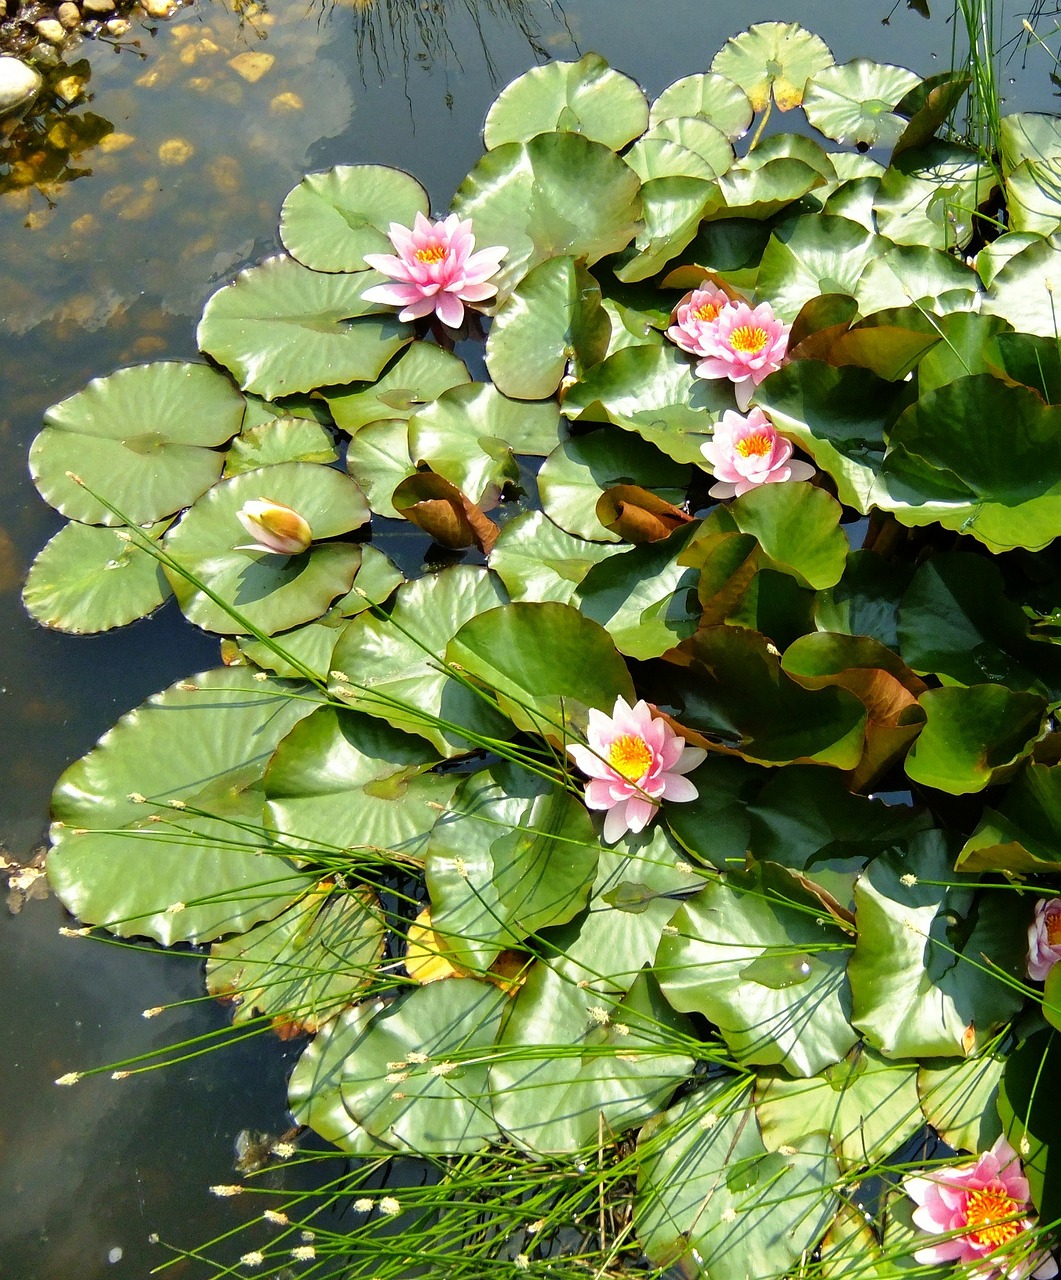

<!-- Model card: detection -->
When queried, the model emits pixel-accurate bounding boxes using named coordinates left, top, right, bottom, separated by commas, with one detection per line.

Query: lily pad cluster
left=26, top=24, right=1061, bottom=1280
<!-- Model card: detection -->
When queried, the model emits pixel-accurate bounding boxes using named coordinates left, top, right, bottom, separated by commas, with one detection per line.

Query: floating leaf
left=325, top=342, right=471, bottom=435
left=392, top=471, right=499, bottom=554
left=488, top=511, right=624, bottom=605
left=344, top=418, right=415, bottom=520
left=891, top=70, right=971, bottom=160
left=656, top=864, right=857, bottom=1076
left=815, top=549, right=913, bottom=650
left=803, top=59, right=920, bottom=148
left=483, top=54, right=648, bottom=152
left=279, top=164, right=430, bottom=272
left=635, top=1082, right=839, bottom=1280
left=47, top=668, right=320, bottom=944
left=340, top=979, right=507, bottom=1154
left=490, top=966, right=694, bottom=1154
left=23, top=520, right=172, bottom=634
left=451, top=132, right=642, bottom=296
left=918, top=1051, right=1005, bottom=1154
left=206, top=884, right=385, bottom=1034
left=328, top=565, right=512, bottom=757
left=873, top=142, right=996, bottom=251
left=426, top=763, right=599, bottom=972
left=162, top=463, right=369, bottom=636
left=982, top=235, right=1061, bottom=339
left=754, top=213, right=886, bottom=323
left=957, top=763, right=1061, bottom=874
left=197, top=256, right=410, bottom=399
left=615, top=177, right=721, bottom=283
left=596, top=484, right=693, bottom=543
left=30, top=361, right=243, bottom=526
left=225, top=416, right=338, bottom=476
left=263, top=705, right=456, bottom=860
left=649, top=73, right=754, bottom=141
left=485, top=256, right=610, bottom=400
left=998, top=1030, right=1061, bottom=1220
left=710, top=22, right=834, bottom=112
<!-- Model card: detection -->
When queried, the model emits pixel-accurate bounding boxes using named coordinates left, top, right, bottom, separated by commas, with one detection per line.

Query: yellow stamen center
left=1047, top=912, right=1061, bottom=945
left=693, top=301, right=722, bottom=323
left=607, top=734, right=653, bottom=782
left=735, top=431, right=773, bottom=459
left=729, top=325, right=769, bottom=354
left=964, top=1188, right=1023, bottom=1250
left=415, top=244, right=447, bottom=264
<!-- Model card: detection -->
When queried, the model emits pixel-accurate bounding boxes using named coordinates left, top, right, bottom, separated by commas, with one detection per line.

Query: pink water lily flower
left=665, top=282, right=732, bottom=359
left=1028, top=898, right=1061, bottom=981
left=235, top=498, right=313, bottom=555
left=567, top=696, right=706, bottom=844
left=361, top=212, right=506, bottom=328
left=701, top=408, right=814, bottom=500
left=695, top=299, right=790, bottom=410
left=904, top=1137, right=1057, bottom=1280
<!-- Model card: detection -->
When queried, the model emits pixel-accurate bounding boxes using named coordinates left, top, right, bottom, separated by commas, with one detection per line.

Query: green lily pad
left=755, top=213, right=887, bottom=323
left=576, top=524, right=702, bottom=660
left=485, top=256, right=610, bottom=400
left=408, top=382, right=562, bottom=504
left=756, top=1045, right=923, bottom=1171
left=716, top=156, right=830, bottom=220
left=162, top=463, right=369, bottom=636
left=635, top=1081, right=839, bottom=1280
left=538, top=430, right=691, bottom=543
left=615, top=177, right=722, bottom=283
left=224, top=416, right=338, bottom=476
left=803, top=59, right=921, bottom=148
left=890, top=69, right=971, bottom=160
left=426, top=763, right=599, bottom=972
left=47, top=668, right=320, bottom=944
left=918, top=1050, right=1005, bottom=1153
left=483, top=54, right=648, bottom=152
left=340, top=978, right=507, bottom=1154
left=710, top=21, right=834, bottom=112
left=998, top=1029, right=1061, bottom=1221
left=344, top=418, right=415, bottom=520
left=451, top=131, right=642, bottom=297
left=22, top=519, right=172, bottom=634
left=957, top=763, right=1061, bottom=874
left=30, top=361, right=244, bottom=526
left=328, top=565, right=512, bottom=757
left=873, top=141, right=997, bottom=251
left=206, top=884, right=385, bottom=1033
left=982, top=235, right=1061, bottom=338
left=1000, top=115, right=1061, bottom=234
left=279, top=164, right=430, bottom=273
left=640, top=117, right=734, bottom=177
left=446, top=601, right=635, bottom=737
left=623, top=134, right=722, bottom=184
left=490, top=966, right=694, bottom=1154
left=904, top=685, right=1046, bottom=795
left=815, top=549, right=914, bottom=650
left=324, top=342, right=471, bottom=436
left=197, top=256, right=411, bottom=399
left=984, top=330, right=1061, bottom=403
left=487, top=511, right=623, bottom=605
left=263, top=704, right=456, bottom=860
left=649, top=72, right=754, bottom=141
left=288, top=1001, right=397, bottom=1154
left=848, top=833, right=1026, bottom=1058
left=656, top=864, right=857, bottom=1076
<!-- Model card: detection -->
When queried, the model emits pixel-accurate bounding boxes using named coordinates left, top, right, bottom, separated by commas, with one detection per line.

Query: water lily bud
left=236, top=498, right=312, bottom=555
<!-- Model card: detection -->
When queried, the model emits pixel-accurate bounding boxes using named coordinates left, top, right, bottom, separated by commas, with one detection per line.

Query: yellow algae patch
left=99, top=132, right=135, bottom=153
left=158, top=138, right=194, bottom=165
left=229, top=51, right=274, bottom=83
left=208, top=155, right=241, bottom=195
left=100, top=183, right=135, bottom=212
left=270, top=92, right=303, bottom=112
left=69, top=213, right=99, bottom=236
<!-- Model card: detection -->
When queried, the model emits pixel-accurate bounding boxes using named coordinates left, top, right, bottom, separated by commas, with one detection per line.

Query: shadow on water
left=3, top=0, right=1061, bottom=1276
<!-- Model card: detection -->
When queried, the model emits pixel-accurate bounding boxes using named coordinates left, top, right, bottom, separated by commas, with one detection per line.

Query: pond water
left=2, top=1, right=1059, bottom=1275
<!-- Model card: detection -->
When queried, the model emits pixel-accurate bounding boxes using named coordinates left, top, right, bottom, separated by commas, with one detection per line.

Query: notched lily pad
left=710, top=22, right=834, bottom=112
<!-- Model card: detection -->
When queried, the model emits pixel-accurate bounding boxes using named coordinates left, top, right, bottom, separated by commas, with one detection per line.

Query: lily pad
left=224, top=416, right=338, bottom=476
left=918, top=1051, right=1005, bottom=1154
left=263, top=705, right=457, bottom=860
left=486, top=256, right=610, bottom=400
left=451, top=131, right=642, bottom=297
left=344, top=418, right=415, bottom=520
left=279, top=164, right=430, bottom=273
left=197, top=256, right=411, bottom=399
left=425, top=763, right=599, bottom=972
left=803, top=59, right=921, bottom=148
left=30, top=361, right=244, bottom=526
left=710, top=22, right=834, bottom=112
left=206, top=883, right=385, bottom=1033
left=655, top=864, right=858, bottom=1076
left=487, top=511, right=623, bottom=605
left=23, top=519, right=172, bottom=634
left=982, top=235, right=1061, bottom=338
left=957, top=763, right=1061, bottom=875
left=47, top=668, right=320, bottom=944
left=649, top=72, right=754, bottom=141
left=483, top=54, right=648, bottom=152
left=615, top=177, right=722, bottom=283
left=324, top=342, right=471, bottom=436
left=328, top=565, right=513, bottom=757
left=873, top=142, right=997, bottom=251
left=754, top=213, right=887, bottom=323
left=162, top=463, right=369, bottom=636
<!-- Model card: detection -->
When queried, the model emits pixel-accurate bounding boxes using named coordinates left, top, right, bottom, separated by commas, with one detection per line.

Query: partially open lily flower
left=1028, top=898, right=1061, bottom=982
left=694, top=299, right=790, bottom=410
left=665, top=282, right=732, bottom=359
left=236, top=498, right=313, bottom=555
left=362, top=212, right=507, bottom=328
left=701, top=408, right=815, bottom=500
left=904, top=1137, right=1057, bottom=1280
left=567, top=696, right=706, bottom=844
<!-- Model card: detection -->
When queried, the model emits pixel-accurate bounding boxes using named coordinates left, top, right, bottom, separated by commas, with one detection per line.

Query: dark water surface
left=1, top=2, right=1057, bottom=1276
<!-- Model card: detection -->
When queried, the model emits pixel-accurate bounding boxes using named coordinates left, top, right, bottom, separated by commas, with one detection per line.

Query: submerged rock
left=0, top=54, right=41, bottom=118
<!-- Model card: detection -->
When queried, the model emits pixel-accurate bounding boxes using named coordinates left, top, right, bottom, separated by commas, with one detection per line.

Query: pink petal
left=397, top=295, right=440, bottom=322
left=603, top=803, right=633, bottom=844
left=363, top=252, right=417, bottom=282
left=362, top=281, right=422, bottom=307
left=661, top=774, right=698, bottom=803
left=457, top=281, right=498, bottom=303
left=434, top=290, right=465, bottom=328
left=624, top=795, right=658, bottom=834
